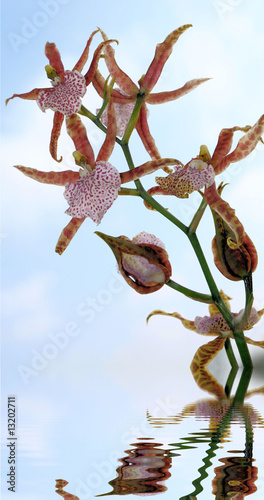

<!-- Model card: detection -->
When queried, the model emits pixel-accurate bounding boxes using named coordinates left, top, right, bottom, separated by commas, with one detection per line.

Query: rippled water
left=2, top=360, right=264, bottom=499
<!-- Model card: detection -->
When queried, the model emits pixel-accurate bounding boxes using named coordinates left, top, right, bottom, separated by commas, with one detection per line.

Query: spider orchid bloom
left=147, top=291, right=264, bottom=348
left=93, top=25, right=209, bottom=163
left=149, top=114, right=264, bottom=248
left=95, top=231, right=172, bottom=294
left=6, top=30, right=116, bottom=162
left=14, top=105, right=121, bottom=255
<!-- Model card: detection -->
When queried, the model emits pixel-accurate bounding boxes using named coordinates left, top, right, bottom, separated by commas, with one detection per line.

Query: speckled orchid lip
left=155, top=160, right=215, bottom=198
left=64, top=161, right=121, bottom=224
left=37, top=70, right=86, bottom=116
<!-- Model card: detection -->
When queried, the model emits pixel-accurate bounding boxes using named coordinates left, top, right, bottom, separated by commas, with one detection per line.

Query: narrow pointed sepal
left=50, top=111, right=64, bottom=162
left=140, top=24, right=192, bottom=94
left=55, top=217, right=85, bottom=255
left=14, top=165, right=79, bottom=185
left=146, top=78, right=211, bottom=105
left=66, top=114, right=95, bottom=167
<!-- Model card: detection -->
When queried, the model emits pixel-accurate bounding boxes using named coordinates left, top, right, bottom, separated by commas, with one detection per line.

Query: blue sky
left=1, top=0, right=264, bottom=498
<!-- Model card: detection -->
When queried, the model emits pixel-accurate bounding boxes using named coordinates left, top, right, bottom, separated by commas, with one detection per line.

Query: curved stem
left=166, top=279, right=213, bottom=304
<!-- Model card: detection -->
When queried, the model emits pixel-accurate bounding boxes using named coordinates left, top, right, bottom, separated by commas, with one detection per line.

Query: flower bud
left=95, top=231, right=172, bottom=294
left=211, top=206, right=257, bottom=281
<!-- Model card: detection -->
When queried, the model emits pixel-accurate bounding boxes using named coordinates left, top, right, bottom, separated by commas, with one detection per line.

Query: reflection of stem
left=180, top=369, right=253, bottom=499
left=179, top=405, right=235, bottom=500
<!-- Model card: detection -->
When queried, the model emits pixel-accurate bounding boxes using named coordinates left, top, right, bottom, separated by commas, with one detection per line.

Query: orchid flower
left=95, top=231, right=172, bottom=294
left=147, top=290, right=264, bottom=361
left=14, top=104, right=121, bottom=255
left=14, top=95, right=185, bottom=256
left=148, top=114, right=264, bottom=249
left=6, top=30, right=116, bottom=162
left=93, top=25, right=209, bottom=164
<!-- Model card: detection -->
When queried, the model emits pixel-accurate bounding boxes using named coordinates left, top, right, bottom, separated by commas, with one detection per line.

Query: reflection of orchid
left=147, top=378, right=264, bottom=500
left=96, top=231, right=172, bottom=294
left=148, top=115, right=264, bottom=248
left=94, top=25, right=209, bottom=161
left=98, top=441, right=172, bottom=496
left=55, top=479, right=79, bottom=499
left=6, top=30, right=116, bottom=162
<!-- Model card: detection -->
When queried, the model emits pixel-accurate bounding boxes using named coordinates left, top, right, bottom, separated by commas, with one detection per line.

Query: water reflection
left=212, top=456, right=258, bottom=498
left=54, top=367, right=264, bottom=498
left=97, top=441, right=172, bottom=496
left=55, top=479, right=79, bottom=499
left=96, top=366, right=264, bottom=498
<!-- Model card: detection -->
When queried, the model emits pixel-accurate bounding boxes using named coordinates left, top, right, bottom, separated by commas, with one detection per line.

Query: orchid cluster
left=6, top=25, right=264, bottom=378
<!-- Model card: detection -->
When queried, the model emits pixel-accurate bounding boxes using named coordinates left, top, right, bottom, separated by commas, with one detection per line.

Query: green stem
left=224, top=338, right=238, bottom=397
left=166, top=280, right=213, bottom=304
left=233, top=366, right=253, bottom=403
left=118, top=187, right=140, bottom=196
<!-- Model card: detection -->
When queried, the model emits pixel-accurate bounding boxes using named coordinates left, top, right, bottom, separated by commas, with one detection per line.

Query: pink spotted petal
left=37, top=70, right=86, bottom=116
left=122, top=232, right=166, bottom=285
left=64, top=161, right=121, bottom=224
left=195, top=307, right=260, bottom=335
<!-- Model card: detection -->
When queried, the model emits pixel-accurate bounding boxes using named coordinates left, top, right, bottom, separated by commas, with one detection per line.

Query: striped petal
left=136, top=104, right=162, bottom=161
left=140, top=25, right=192, bottom=94
left=147, top=310, right=197, bottom=331
left=84, top=38, right=119, bottom=86
left=14, top=165, right=79, bottom=185
left=96, top=100, right=117, bottom=162
left=44, top=42, right=65, bottom=80
left=55, top=217, right=85, bottom=255
left=72, top=29, right=99, bottom=73
left=50, top=111, right=64, bottom=162
left=66, top=114, right=95, bottom=167
left=99, top=29, right=138, bottom=96
left=146, top=78, right=210, bottom=105
left=120, top=158, right=181, bottom=184
left=213, top=115, right=264, bottom=174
